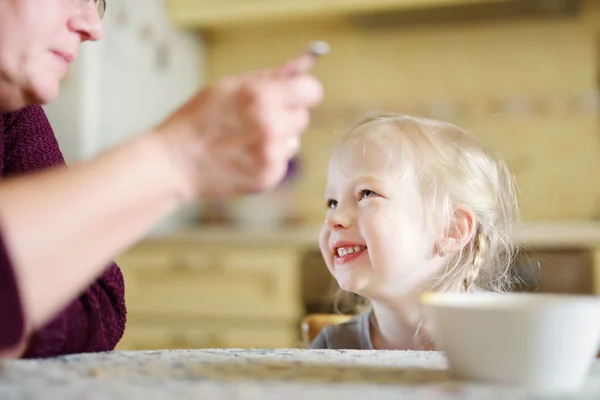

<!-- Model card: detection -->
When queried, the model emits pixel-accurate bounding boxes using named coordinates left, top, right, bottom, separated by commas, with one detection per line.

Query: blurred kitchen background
left=45, top=0, right=600, bottom=350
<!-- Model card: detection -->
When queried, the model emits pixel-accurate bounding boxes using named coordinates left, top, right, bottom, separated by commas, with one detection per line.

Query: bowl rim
left=420, top=291, right=600, bottom=311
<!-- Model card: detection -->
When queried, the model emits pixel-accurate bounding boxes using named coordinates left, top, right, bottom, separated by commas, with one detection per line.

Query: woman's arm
left=3, top=105, right=126, bottom=357
left=0, top=53, right=322, bottom=355
left=23, top=264, right=125, bottom=358
left=0, top=130, right=182, bottom=342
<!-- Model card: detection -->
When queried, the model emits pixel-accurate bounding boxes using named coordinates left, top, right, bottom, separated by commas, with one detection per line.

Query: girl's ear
left=438, top=205, right=476, bottom=253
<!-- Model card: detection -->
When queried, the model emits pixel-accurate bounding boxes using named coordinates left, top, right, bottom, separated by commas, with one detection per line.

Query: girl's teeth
left=337, top=246, right=364, bottom=257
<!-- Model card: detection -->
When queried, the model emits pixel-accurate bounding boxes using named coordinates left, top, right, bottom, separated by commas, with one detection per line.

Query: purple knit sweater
left=0, top=105, right=126, bottom=358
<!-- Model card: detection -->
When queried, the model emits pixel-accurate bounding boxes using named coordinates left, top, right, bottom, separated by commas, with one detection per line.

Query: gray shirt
left=309, top=287, right=488, bottom=350
left=309, top=309, right=373, bottom=350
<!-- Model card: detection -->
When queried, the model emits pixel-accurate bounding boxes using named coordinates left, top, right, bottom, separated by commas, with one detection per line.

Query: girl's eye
left=326, top=199, right=338, bottom=209
left=359, top=190, right=376, bottom=200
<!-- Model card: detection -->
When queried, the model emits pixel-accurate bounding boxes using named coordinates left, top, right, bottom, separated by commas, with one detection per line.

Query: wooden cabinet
left=514, top=249, right=596, bottom=294
left=120, top=322, right=299, bottom=351
left=115, top=224, right=600, bottom=350
left=116, top=238, right=304, bottom=350
left=166, top=0, right=503, bottom=29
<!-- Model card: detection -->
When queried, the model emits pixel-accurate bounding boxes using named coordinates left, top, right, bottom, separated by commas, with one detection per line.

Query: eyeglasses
left=76, top=0, right=106, bottom=20
left=96, top=0, right=106, bottom=20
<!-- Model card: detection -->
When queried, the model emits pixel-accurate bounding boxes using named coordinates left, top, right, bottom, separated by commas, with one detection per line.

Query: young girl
left=310, top=112, right=520, bottom=350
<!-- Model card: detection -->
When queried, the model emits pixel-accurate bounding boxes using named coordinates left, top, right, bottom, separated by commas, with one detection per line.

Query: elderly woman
left=0, top=0, right=322, bottom=358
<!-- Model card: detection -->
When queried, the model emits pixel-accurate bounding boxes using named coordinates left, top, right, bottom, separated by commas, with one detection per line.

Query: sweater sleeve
left=3, top=105, right=127, bottom=358
left=0, top=229, right=25, bottom=352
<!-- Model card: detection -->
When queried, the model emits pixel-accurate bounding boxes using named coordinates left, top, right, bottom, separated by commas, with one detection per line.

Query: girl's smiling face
left=319, top=135, right=444, bottom=300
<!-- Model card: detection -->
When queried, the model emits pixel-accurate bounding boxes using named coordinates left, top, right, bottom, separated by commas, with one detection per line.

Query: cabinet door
left=117, top=326, right=220, bottom=351
left=117, top=323, right=299, bottom=350
left=515, top=249, right=593, bottom=294
left=119, top=244, right=303, bottom=321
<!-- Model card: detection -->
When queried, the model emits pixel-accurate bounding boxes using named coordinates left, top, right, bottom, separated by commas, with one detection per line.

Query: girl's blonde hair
left=331, top=112, right=521, bottom=314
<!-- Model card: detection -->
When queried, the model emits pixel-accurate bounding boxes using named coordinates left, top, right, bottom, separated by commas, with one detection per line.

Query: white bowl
left=421, top=292, right=600, bottom=392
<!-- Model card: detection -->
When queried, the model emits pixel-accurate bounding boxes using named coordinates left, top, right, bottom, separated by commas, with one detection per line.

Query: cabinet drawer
left=119, top=244, right=302, bottom=320
left=515, top=249, right=594, bottom=294
left=118, top=244, right=215, bottom=271
left=117, top=323, right=298, bottom=350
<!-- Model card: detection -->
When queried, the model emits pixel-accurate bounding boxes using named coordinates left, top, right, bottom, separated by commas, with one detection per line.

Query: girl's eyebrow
left=353, top=175, right=386, bottom=186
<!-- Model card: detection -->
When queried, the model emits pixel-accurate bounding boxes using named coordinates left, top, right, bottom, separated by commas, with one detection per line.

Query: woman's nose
left=68, top=2, right=104, bottom=42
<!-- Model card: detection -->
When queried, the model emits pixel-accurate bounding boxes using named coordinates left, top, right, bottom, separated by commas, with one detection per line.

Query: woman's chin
left=27, top=76, right=60, bottom=105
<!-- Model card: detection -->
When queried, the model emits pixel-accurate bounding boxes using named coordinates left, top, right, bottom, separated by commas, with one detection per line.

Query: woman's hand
left=155, top=53, right=323, bottom=201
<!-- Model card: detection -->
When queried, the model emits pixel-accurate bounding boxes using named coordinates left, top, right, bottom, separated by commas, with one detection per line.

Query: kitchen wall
left=43, top=0, right=205, bottom=231
left=41, top=1, right=600, bottom=229
left=204, top=10, right=600, bottom=225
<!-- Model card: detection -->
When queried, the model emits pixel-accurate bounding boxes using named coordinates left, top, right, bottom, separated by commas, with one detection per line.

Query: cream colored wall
left=205, top=15, right=600, bottom=225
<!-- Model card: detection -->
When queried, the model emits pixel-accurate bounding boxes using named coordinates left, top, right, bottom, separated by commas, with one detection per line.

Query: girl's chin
left=336, top=277, right=368, bottom=295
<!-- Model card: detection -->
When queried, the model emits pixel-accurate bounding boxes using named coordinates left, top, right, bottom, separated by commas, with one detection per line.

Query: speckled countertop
left=1, top=349, right=599, bottom=399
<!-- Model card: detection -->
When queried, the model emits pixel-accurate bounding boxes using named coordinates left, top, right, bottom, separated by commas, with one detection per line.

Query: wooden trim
left=592, top=247, right=600, bottom=294
left=166, top=0, right=514, bottom=29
